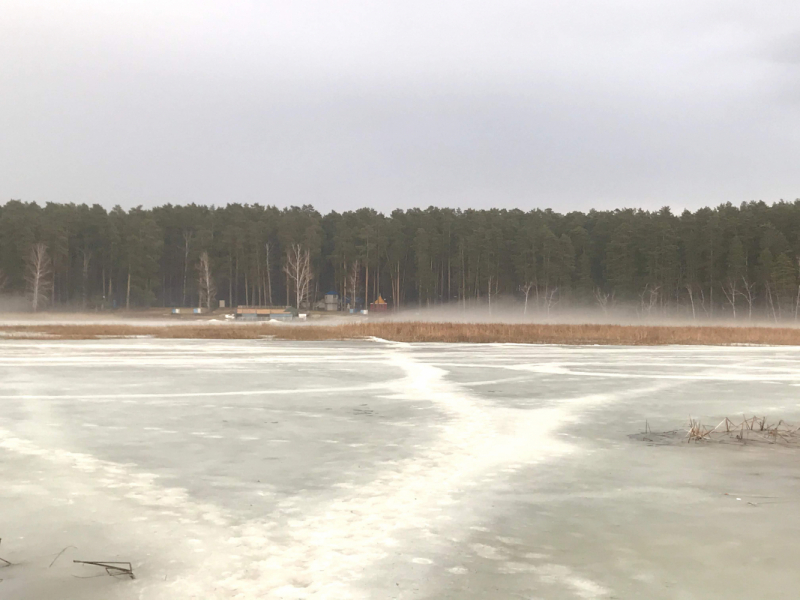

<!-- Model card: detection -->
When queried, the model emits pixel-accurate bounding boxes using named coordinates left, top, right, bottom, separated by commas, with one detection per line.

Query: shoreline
left=4, top=321, right=800, bottom=345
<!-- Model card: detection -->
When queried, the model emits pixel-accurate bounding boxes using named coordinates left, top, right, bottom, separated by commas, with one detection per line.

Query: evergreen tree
left=3, top=198, right=800, bottom=320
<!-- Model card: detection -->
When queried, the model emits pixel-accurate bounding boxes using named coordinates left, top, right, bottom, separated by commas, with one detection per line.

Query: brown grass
left=3, top=321, right=800, bottom=345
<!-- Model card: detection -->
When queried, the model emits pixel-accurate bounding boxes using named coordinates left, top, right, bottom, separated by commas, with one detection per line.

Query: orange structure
left=369, top=295, right=388, bottom=312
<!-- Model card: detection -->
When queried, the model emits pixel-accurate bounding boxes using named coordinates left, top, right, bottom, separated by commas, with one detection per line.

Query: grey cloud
left=2, top=0, right=800, bottom=212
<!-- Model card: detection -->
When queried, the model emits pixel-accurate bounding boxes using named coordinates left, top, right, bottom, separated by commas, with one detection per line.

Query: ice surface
left=2, top=340, right=800, bottom=598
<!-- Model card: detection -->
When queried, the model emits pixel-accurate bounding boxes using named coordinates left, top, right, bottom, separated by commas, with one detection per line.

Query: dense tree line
left=2, top=199, right=800, bottom=320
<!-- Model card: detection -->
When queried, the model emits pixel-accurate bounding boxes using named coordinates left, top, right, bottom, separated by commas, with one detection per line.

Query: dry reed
left=686, top=416, right=800, bottom=445
left=685, top=416, right=800, bottom=445
left=3, top=321, right=800, bottom=345
left=633, top=416, right=800, bottom=447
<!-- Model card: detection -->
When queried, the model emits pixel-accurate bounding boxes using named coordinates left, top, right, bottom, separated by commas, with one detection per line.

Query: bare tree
left=684, top=283, right=696, bottom=320
left=721, top=278, right=739, bottom=319
left=348, top=260, right=360, bottom=310
left=740, top=276, right=756, bottom=320
left=594, top=287, right=612, bottom=315
left=520, top=282, right=535, bottom=316
left=284, top=244, right=313, bottom=309
left=765, top=283, right=778, bottom=323
left=182, top=230, right=193, bottom=306
left=81, top=249, right=92, bottom=309
left=795, top=284, right=800, bottom=322
left=638, top=283, right=660, bottom=317
left=391, top=259, right=402, bottom=312
left=196, top=251, right=216, bottom=310
left=264, top=242, right=273, bottom=305
left=544, top=286, right=559, bottom=317
left=26, top=243, right=53, bottom=312
left=697, top=287, right=708, bottom=318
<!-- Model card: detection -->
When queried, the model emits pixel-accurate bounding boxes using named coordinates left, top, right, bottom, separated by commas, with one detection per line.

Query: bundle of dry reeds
left=685, top=416, right=800, bottom=445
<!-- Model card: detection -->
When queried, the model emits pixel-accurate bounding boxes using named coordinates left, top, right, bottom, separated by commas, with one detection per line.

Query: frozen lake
left=2, top=339, right=800, bottom=599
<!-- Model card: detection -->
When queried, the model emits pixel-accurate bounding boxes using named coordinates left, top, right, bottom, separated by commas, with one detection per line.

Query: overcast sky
left=2, top=1, right=799, bottom=213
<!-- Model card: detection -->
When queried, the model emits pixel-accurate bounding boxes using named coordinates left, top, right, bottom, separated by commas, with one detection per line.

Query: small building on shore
left=235, top=306, right=295, bottom=321
left=369, top=295, right=388, bottom=312
left=324, top=292, right=339, bottom=311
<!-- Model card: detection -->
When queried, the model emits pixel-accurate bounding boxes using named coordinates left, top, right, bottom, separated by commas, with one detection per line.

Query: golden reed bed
left=3, top=321, right=800, bottom=345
